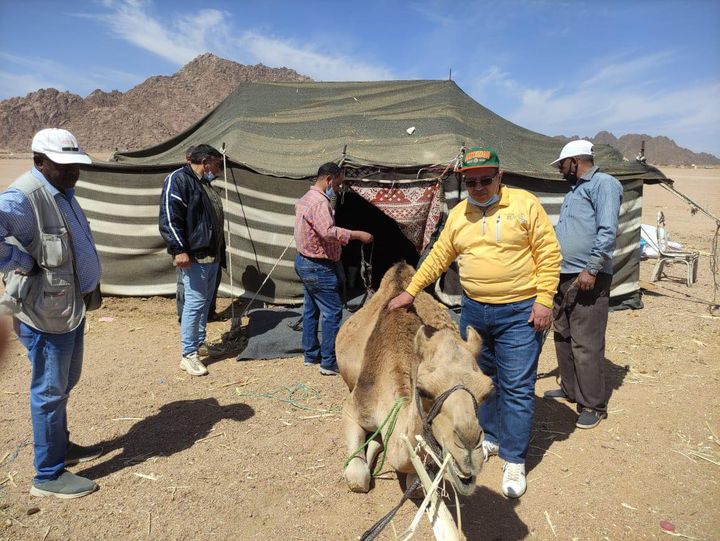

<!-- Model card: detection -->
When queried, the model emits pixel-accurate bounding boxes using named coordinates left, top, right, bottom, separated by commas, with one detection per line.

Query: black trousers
left=552, top=272, right=612, bottom=412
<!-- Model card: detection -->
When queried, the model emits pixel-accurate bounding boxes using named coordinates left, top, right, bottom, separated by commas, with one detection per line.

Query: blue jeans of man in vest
left=14, top=319, right=84, bottom=482
left=179, top=262, right=219, bottom=356
left=460, top=295, right=543, bottom=465
left=294, top=254, right=343, bottom=371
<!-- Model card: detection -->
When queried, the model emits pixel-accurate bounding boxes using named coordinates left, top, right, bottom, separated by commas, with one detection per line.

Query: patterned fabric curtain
left=349, top=181, right=443, bottom=254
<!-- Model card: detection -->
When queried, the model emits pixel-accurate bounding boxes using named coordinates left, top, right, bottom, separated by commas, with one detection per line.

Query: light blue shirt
left=0, top=168, right=101, bottom=293
left=555, top=166, right=623, bottom=275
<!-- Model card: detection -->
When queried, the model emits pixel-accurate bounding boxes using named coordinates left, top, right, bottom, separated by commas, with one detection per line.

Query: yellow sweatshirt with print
left=406, top=186, right=561, bottom=308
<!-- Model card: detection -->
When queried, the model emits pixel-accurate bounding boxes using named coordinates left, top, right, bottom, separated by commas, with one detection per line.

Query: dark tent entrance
left=335, top=190, right=420, bottom=296
left=335, top=165, right=444, bottom=297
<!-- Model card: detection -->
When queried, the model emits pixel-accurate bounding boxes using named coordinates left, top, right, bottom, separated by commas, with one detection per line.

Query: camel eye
left=417, top=387, right=433, bottom=400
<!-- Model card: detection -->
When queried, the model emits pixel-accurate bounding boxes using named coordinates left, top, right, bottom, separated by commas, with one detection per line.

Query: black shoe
left=65, top=442, right=103, bottom=466
left=543, top=388, right=572, bottom=401
left=576, top=408, right=607, bottom=429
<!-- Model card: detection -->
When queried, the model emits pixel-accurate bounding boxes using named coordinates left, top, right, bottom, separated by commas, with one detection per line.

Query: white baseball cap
left=31, top=128, right=92, bottom=165
left=551, top=139, right=593, bottom=165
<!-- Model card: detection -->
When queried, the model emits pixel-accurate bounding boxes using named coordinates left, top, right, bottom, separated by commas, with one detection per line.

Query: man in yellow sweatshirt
left=388, top=146, right=561, bottom=498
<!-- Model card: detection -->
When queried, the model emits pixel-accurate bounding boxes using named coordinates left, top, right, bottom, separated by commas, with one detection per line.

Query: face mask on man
left=325, top=184, right=335, bottom=198
left=562, top=159, right=579, bottom=184
left=467, top=193, right=500, bottom=208
left=203, top=171, right=216, bottom=182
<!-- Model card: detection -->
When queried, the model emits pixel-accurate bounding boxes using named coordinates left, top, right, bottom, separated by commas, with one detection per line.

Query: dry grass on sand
left=0, top=165, right=718, bottom=540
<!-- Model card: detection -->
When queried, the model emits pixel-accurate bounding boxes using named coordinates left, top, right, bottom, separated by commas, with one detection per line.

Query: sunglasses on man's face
left=557, top=158, right=573, bottom=171
left=464, top=176, right=496, bottom=188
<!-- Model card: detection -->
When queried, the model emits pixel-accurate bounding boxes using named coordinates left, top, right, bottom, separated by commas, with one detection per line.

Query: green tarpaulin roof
left=112, top=80, right=667, bottom=182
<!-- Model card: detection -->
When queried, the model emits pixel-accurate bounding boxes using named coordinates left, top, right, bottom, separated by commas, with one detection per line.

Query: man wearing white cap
left=0, top=128, right=103, bottom=498
left=545, top=140, right=623, bottom=429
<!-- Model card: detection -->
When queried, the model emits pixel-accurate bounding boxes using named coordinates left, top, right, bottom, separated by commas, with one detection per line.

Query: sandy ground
left=0, top=164, right=718, bottom=541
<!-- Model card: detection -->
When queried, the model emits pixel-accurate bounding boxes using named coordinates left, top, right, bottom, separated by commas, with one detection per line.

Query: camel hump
left=375, top=261, right=416, bottom=299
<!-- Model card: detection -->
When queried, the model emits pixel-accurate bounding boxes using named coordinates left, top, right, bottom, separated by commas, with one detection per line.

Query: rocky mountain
left=2, top=54, right=717, bottom=166
left=0, top=53, right=312, bottom=153
left=560, top=130, right=719, bottom=167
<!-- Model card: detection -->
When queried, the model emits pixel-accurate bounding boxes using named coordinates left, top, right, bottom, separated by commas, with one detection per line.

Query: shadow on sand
left=77, top=398, right=254, bottom=480
left=452, top=485, right=529, bottom=540
left=528, top=357, right=629, bottom=472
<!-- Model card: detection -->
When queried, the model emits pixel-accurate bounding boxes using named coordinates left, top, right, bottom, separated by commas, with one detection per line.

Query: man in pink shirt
left=294, top=162, right=373, bottom=375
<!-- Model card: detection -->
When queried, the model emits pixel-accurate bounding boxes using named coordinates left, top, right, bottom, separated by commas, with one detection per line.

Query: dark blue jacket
left=159, top=165, right=219, bottom=258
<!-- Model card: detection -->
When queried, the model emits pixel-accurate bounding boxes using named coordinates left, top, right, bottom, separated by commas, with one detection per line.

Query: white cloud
left=236, top=32, right=395, bottom=81
left=0, top=52, right=141, bottom=99
left=78, top=1, right=219, bottom=64
left=470, top=65, right=524, bottom=101
left=409, top=1, right=459, bottom=27
left=465, top=52, right=720, bottom=155
left=0, top=71, right=65, bottom=99
left=580, top=50, right=676, bottom=90
left=81, top=1, right=395, bottom=80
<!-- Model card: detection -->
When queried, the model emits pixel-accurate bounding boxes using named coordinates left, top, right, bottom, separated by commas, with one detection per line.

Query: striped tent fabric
left=76, top=80, right=666, bottom=308
left=78, top=163, right=310, bottom=303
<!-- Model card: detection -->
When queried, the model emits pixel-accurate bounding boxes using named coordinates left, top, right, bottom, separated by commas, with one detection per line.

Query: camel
left=336, top=262, right=493, bottom=495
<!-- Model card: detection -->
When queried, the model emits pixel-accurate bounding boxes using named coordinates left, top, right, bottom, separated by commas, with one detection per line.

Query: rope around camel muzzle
left=359, top=384, right=478, bottom=541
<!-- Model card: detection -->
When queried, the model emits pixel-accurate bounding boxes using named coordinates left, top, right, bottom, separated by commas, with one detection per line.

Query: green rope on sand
left=344, top=396, right=409, bottom=477
left=236, top=383, right=341, bottom=414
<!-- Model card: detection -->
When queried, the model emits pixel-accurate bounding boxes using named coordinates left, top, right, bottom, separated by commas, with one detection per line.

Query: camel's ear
left=464, top=372, right=494, bottom=404
left=414, top=325, right=437, bottom=355
left=417, top=363, right=442, bottom=397
left=464, top=326, right=483, bottom=359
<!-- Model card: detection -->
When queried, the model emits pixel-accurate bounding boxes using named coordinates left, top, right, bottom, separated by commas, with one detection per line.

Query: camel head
left=413, top=325, right=493, bottom=496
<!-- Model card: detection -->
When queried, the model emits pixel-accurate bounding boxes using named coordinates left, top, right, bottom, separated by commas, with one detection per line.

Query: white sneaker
left=501, top=462, right=526, bottom=498
left=482, top=440, right=499, bottom=462
left=179, top=352, right=208, bottom=376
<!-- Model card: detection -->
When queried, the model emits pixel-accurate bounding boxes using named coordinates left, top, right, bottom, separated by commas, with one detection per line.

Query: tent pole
left=340, top=144, right=348, bottom=167
left=220, top=142, right=235, bottom=323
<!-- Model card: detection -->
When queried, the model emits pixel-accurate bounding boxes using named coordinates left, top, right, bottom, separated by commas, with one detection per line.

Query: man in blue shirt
left=0, top=128, right=103, bottom=498
left=545, top=140, right=623, bottom=429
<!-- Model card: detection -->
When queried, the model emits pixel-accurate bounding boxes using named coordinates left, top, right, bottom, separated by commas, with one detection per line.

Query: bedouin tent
left=76, top=80, right=669, bottom=309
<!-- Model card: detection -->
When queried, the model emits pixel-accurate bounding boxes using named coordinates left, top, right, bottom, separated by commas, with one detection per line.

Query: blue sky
left=1, top=0, right=719, bottom=156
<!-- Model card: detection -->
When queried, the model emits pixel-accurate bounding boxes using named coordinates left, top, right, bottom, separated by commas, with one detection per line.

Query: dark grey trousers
left=553, top=272, right=612, bottom=412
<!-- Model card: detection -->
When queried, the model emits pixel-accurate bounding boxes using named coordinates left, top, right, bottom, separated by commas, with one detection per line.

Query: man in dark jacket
left=159, top=144, right=225, bottom=376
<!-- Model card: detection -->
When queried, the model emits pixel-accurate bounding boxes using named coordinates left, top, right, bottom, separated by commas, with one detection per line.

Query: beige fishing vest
left=0, top=172, right=86, bottom=333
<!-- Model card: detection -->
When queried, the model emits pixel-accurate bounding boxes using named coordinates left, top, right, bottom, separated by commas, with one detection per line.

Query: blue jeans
left=15, top=319, right=84, bottom=482
left=294, top=254, right=343, bottom=370
left=179, top=262, right=219, bottom=356
left=460, top=295, right=542, bottom=464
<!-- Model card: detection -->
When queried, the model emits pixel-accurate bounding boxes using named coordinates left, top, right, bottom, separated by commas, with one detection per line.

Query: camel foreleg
left=343, top=404, right=374, bottom=493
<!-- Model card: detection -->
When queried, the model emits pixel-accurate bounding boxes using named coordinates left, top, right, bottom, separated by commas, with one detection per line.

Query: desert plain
left=0, top=160, right=718, bottom=540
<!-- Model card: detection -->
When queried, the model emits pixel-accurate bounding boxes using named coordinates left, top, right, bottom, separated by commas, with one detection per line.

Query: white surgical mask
left=325, top=185, right=335, bottom=198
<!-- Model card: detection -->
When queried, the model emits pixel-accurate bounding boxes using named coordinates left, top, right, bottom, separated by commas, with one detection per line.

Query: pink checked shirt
left=294, top=187, right=351, bottom=261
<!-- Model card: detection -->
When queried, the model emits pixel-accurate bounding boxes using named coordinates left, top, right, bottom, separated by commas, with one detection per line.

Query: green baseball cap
left=458, top=146, right=500, bottom=171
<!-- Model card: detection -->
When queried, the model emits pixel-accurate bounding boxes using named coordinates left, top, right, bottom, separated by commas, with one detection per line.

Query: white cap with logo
left=551, top=139, right=593, bottom=165
left=31, top=128, right=92, bottom=165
